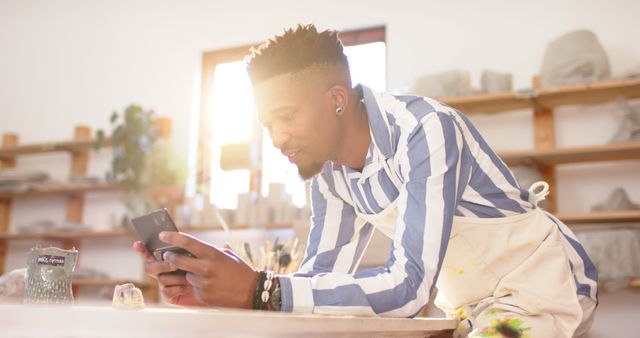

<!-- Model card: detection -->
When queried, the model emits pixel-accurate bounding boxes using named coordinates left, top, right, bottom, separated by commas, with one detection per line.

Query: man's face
left=253, top=72, right=340, bottom=179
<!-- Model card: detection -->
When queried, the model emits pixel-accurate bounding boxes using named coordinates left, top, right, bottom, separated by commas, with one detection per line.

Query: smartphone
left=131, top=208, right=195, bottom=263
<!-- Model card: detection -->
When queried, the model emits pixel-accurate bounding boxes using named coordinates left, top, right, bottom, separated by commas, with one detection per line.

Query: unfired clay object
left=112, top=283, right=145, bottom=309
left=408, top=69, right=480, bottom=98
left=481, top=69, right=513, bottom=93
left=540, top=30, right=610, bottom=88
left=591, top=187, right=640, bottom=212
left=609, top=98, right=640, bottom=144
left=0, top=268, right=26, bottom=302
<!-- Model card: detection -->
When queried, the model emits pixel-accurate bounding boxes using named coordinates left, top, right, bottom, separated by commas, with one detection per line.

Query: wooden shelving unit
left=0, top=121, right=291, bottom=302
left=0, top=229, right=132, bottom=241
left=441, top=78, right=640, bottom=114
left=0, top=118, right=296, bottom=304
left=498, top=142, right=640, bottom=167
left=0, top=125, right=101, bottom=273
left=0, top=120, right=170, bottom=303
left=0, top=223, right=292, bottom=241
left=440, top=91, right=529, bottom=115
left=73, top=278, right=152, bottom=288
left=0, top=182, right=120, bottom=198
left=534, top=79, right=640, bottom=109
left=441, top=78, right=640, bottom=227
left=557, top=211, right=640, bottom=225
left=0, top=138, right=112, bottom=159
left=72, top=278, right=155, bottom=302
left=182, top=223, right=293, bottom=232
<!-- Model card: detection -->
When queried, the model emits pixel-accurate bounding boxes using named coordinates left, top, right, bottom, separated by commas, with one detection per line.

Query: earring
left=335, top=107, right=344, bottom=115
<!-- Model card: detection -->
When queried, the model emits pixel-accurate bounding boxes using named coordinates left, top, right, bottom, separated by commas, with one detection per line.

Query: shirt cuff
left=278, top=275, right=314, bottom=314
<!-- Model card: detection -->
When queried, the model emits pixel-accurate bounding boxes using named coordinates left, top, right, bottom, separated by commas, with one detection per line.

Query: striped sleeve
left=279, top=169, right=375, bottom=313
left=279, top=112, right=463, bottom=317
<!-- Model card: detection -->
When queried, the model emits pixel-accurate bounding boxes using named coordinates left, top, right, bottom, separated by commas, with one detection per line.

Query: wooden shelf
left=535, top=78, right=640, bottom=109
left=558, top=210, right=640, bottom=225
left=4, top=216, right=635, bottom=239
left=0, top=182, right=120, bottom=198
left=0, top=223, right=293, bottom=241
left=441, top=92, right=529, bottom=115
left=499, top=141, right=640, bottom=166
left=73, top=278, right=151, bottom=288
left=441, top=78, right=640, bottom=114
left=0, top=229, right=131, bottom=240
left=0, top=138, right=111, bottom=159
left=181, top=223, right=293, bottom=232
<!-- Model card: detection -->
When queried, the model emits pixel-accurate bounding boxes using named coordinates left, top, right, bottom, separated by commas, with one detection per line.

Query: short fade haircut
left=246, top=24, right=350, bottom=84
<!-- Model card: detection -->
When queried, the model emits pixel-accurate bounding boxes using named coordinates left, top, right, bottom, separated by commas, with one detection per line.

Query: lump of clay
left=408, top=69, right=479, bottom=98
left=609, top=98, right=640, bottom=144
left=540, top=30, right=610, bottom=88
left=591, top=187, right=640, bottom=212
left=481, top=69, right=513, bottom=93
left=112, top=283, right=145, bottom=309
left=0, top=268, right=26, bottom=303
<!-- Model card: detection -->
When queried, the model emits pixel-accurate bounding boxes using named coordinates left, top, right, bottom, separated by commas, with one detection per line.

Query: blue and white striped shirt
left=278, top=84, right=598, bottom=317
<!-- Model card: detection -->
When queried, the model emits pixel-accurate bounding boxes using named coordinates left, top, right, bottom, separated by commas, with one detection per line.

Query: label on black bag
left=37, top=255, right=66, bottom=266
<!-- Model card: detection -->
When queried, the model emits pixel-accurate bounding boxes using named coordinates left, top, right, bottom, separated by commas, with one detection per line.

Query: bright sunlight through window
left=210, top=42, right=386, bottom=209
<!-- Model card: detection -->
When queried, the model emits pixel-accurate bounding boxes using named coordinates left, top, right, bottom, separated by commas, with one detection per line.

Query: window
left=196, top=27, right=386, bottom=209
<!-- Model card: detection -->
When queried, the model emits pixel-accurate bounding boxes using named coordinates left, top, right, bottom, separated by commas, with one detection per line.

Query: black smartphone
left=131, top=208, right=195, bottom=263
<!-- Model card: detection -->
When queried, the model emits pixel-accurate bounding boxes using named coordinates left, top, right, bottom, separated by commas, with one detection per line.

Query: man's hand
left=132, top=241, right=207, bottom=307
left=158, top=231, right=259, bottom=309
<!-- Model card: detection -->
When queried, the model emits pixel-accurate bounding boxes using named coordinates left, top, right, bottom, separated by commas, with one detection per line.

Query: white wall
left=1, top=0, right=639, bottom=281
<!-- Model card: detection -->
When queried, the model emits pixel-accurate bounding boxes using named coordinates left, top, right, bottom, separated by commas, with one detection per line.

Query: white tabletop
left=0, top=304, right=457, bottom=338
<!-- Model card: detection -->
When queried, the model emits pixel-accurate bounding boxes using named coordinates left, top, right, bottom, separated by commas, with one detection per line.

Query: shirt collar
left=339, top=84, right=394, bottom=181
left=358, top=84, right=395, bottom=160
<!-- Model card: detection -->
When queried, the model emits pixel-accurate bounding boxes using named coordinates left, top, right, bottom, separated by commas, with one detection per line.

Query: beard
left=297, top=161, right=325, bottom=180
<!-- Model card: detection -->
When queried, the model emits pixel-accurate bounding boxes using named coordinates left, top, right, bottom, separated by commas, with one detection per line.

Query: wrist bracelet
left=252, top=271, right=267, bottom=310
left=269, top=278, right=282, bottom=312
left=261, top=270, right=274, bottom=304
left=252, top=270, right=274, bottom=310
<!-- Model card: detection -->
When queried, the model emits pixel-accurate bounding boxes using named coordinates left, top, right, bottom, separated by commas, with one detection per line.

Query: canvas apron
left=349, top=150, right=585, bottom=337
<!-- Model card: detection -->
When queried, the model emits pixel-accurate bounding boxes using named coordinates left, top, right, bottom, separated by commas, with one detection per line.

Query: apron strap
left=528, top=181, right=550, bottom=208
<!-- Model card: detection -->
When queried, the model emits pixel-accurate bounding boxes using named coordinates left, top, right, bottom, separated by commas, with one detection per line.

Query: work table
left=0, top=304, right=457, bottom=338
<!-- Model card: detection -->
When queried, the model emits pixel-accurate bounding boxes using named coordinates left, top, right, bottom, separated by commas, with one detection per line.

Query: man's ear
left=328, top=85, right=349, bottom=111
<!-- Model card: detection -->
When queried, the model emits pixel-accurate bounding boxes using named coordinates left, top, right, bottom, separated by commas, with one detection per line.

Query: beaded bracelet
left=252, top=270, right=275, bottom=310
left=252, top=271, right=267, bottom=310
left=261, top=270, right=274, bottom=304
left=269, top=279, right=282, bottom=312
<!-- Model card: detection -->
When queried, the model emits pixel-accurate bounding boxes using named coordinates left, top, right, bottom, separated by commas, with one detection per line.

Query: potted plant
left=95, top=105, right=186, bottom=226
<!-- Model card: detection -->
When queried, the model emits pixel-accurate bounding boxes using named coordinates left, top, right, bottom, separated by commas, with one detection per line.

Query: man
left=134, top=24, right=598, bottom=337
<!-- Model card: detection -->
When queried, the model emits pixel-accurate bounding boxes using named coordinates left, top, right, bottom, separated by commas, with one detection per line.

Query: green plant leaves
left=104, top=104, right=159, bottom=217
left=94, top=129, right=105, bottom=151
left=97, top=105, right=186, bottom=222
